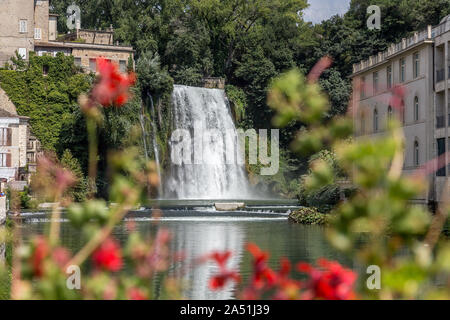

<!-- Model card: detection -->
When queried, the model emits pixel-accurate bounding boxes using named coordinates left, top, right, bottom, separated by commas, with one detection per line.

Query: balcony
left=436, top=69, right=445, bottom=82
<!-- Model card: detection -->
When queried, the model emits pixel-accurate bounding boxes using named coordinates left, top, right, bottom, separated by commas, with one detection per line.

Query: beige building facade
left=352, top=16, right=450, bottom=205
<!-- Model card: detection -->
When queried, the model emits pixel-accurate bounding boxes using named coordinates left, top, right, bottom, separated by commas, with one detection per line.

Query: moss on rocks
left=289, top=207, right=328, bottom=225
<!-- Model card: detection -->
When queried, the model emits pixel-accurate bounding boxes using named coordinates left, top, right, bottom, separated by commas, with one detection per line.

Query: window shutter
left=34, top=28, right=41, bottom=40
left=6, top=154, right=11, bottom=168
left=6, top=129, right=11, bottom=146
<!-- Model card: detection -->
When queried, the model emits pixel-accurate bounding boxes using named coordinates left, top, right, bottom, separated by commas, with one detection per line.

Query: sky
left=303, top=0, right=351, bottom=24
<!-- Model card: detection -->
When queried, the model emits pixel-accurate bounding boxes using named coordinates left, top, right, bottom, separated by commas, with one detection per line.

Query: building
left=0, top=0, right=134, bottom=72
left=351, top=15, right=450, bottom=206
left=0, top=87, right=41, bottom=190
left=0, top=106, right=30, bottom=186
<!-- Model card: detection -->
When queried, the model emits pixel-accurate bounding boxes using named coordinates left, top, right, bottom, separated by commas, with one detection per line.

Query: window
left=34, top=28, right=42, bottom=40
left=413, top=52, right=420, bottom=78
left=18, top=48, right=27, bottom=59
left=89, top=58, right=97, bottom=72
left=437, top=138, right=446, bottom=176
left=400, top=58, right=405, bottom=82
left=373, top=72, right=379, bottom=94
left=373, top=109, right=379, bottom=132
left=19, top=20, right=27, bottom=33
left=119, top=60, right=127, bottom=73
left=387, top=65, right=392, bottom=89
left=0, top=154, right=10, bottom=167
left=27, top=152, right=35, bottom=164
left=74, top=57, right=82, bottom=67
left=361, top=76, right=366, bottom=98
left=414, top=96, right=419, bottom=121
left=414, top=140, right=420, bottom=167
left=0, top=128, right=11, bottom=146
left=387, top=106, right=393, bottom=121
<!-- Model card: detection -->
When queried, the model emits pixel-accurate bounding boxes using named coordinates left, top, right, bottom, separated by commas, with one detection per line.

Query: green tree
left=60, top=149, right=88, bottom=202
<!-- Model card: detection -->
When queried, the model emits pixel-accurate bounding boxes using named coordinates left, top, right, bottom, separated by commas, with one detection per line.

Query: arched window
left=374, top=109, right=379, bottom=132
left=414, top=96, right=419, bottom=121
left=387, top=106, right=393, bottom=120
left=414, top=140, right=419, bottom=167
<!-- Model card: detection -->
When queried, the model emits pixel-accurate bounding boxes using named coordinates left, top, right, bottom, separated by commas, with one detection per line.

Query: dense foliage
left=0, top=53, right=90, bottom=151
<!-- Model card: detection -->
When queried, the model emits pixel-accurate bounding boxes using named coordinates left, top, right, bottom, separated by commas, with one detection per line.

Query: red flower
left=127, top=287, right=148, bottom=300
left=247, top=243, right=277, bottom=289
left=92, top=238, right=123, bottom=272
left=207, top=250, right=240, bottom=291
left=210, top=271, right=241, bottom=290
left=297, top=259, right=357, bottom=300
left=31, top=236, right=49, bottom=278
left=91, top=57, right=136, bottom=107
left=210, top=251, right=232, bottom=268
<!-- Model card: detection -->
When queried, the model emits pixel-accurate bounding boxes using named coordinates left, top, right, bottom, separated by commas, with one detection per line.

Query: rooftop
left=34, top=41, right=134, bottom=52
left=352, top=19, right=450, bottom=76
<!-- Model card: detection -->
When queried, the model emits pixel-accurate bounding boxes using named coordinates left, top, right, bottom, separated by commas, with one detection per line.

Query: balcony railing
left=436, top=69, right=445, bottom=82
left=436, top=115, right=445, bottom=128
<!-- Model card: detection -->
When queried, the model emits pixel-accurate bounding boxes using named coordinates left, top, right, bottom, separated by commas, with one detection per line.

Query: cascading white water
left=165, top=85, right=252, bottom=199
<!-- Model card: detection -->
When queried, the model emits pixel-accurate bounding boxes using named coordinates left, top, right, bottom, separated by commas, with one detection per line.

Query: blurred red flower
left=31, top=236, right=49, bottom=278
left=247, top=243, right=277, bottom=289
left=127, top=287, right=148, bottom=300
left=92, top=237, right=123, bottom=272
left=51, top=247, right=71, bottom=269
left=91, top=57, right=136, bottom=107
left=207, top=250, right=241, bottom=291
left=297, top=258, right=357, bottom=300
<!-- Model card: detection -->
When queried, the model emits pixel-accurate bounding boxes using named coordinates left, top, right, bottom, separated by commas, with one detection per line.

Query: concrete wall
left=0, top=0, right=35, bottom=66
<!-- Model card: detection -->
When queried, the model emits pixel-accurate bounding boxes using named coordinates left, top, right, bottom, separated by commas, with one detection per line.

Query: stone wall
left=203, top=78, right=225, bottom=89
left=0, top=88, right=18, bottom=115
left=77, top=30, right=114, bottom=45
left=72, top=48, right=133, bottom=72
left=34, top=0, right=50, bottom=43
left=0, top=0, right=35, bottom=66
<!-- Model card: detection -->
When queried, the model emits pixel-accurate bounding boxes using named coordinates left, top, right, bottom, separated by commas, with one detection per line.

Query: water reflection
left=19, top=216, right=353, bottom=300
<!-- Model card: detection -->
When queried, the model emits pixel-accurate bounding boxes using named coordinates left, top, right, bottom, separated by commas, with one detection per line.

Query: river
left=15, top=211, right=357, bottom=300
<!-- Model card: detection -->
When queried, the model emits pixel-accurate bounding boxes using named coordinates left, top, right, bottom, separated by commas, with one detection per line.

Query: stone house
left=351, top=16, right=450, bottom=206
left=0, top=0, right=134, bottom=72
left=0, top=87, right=39, bottom=190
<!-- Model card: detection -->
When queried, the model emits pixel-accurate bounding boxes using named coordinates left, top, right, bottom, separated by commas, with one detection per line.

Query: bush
left=289, top=207, right=328, bottom=225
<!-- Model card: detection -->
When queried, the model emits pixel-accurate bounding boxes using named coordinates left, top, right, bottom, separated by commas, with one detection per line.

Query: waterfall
left=148, top=94, right=163, bottom=195
left=165, top=85, right=251, bottom=199
left=140, top=94, right=162, bottom=195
